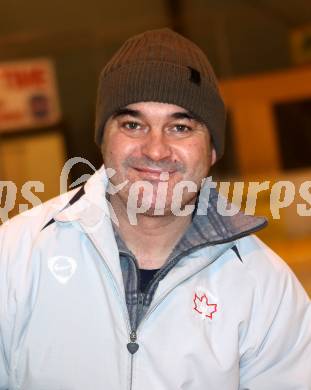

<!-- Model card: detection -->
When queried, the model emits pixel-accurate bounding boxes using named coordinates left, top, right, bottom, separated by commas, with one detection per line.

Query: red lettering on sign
left=0, top=110, right=24, bottom=121
left=1, top=68, right=46, bottom=89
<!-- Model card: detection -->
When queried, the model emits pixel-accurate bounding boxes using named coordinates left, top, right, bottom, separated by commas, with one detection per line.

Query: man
left=0, top=28, right=310, bottom=390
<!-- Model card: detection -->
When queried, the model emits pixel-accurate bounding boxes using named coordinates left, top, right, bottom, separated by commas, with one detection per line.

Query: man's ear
left=211, top=147, right=217, bottom=166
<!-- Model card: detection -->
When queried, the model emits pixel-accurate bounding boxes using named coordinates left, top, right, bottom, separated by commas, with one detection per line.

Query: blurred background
left=0, top=0, right=310, bottom=294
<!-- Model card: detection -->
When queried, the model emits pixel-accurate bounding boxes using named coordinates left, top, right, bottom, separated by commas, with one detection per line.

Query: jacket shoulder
left=0, top=188, right=80, bottom=240
left=235, top=234, right=310, bottom=306
left=236, top=234, right=297, bottom=278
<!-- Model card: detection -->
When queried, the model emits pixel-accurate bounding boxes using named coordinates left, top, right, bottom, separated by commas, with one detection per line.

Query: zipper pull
left=127, top=330, right=139, bottom=354
left=138, top=292, right=144, bottom=308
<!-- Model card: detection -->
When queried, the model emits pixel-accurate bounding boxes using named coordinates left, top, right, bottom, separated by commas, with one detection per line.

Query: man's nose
left=141, top=130, right=171, bottom=161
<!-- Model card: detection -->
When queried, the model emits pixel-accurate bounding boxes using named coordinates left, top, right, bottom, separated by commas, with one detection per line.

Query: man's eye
left=122, top=121, right=141, bottom=130
left=173, top=124, right=191, bottom=133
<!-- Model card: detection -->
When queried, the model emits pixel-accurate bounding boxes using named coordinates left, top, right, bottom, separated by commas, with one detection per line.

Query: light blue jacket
left=0, top=168, right=310, bottom=389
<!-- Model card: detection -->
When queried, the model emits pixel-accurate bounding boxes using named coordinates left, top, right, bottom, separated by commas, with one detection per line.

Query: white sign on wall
left=0, top=58, right=61, bottom=132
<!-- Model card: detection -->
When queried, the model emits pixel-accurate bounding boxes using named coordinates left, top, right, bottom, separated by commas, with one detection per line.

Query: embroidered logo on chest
left=48, top=256, right=77, bottom=284
left=193, top=292, right=217, bottom=319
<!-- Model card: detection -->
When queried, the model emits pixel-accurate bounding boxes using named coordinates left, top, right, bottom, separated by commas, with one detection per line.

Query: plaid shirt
left=113, top=187, right=267, bottom=332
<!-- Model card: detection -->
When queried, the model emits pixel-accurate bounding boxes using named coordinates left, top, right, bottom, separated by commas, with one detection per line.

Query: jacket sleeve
left=0, top=225, right=9, bottom=390
left=239, top=239, right=311, bottom=390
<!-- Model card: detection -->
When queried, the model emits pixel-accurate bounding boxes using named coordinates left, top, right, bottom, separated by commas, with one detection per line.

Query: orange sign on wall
left=0, top=58, right=61, bottom=132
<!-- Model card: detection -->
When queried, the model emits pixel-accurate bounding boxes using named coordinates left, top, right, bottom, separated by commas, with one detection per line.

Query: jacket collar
left=54, top=166, right=111, bottom=226
left=172, top=186, right=267, bottom=256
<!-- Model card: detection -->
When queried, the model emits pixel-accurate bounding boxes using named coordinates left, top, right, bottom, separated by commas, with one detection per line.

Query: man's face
left=101, top=102, right=216, bottom=215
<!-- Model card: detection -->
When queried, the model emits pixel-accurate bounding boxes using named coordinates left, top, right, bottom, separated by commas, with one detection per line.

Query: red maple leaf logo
left=193, top=293, right=217, bottom=319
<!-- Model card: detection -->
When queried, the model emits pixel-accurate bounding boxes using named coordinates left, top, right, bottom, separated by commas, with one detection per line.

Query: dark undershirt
left=139, top=268, right=160, bottom=293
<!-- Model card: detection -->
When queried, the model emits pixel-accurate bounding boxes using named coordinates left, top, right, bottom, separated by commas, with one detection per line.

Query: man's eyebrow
left=112, top=108, right=141, bottom=118
left=170, top=111, right=203, bottom=123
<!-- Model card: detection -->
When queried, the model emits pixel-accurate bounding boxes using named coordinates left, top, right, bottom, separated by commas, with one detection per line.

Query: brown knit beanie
left=95, top=28, right=226, bottom=160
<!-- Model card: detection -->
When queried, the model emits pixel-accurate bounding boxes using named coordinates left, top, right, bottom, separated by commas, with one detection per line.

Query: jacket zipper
left=127, top=286, right=148, bottom=390
left=127, top=260, right=144, bottom=390
left=129, top=353, right=134, bottom=390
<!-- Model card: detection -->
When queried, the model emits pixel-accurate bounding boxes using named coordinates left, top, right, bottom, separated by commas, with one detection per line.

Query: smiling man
left=102, top=102, right=215, bottom=214
left=0, top=28, right=310, bottom=390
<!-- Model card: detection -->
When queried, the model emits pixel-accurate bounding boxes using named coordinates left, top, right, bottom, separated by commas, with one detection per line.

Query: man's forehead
left=125, top=101, right=188, bottom=112
left=111, top=102, right=202, bottom=123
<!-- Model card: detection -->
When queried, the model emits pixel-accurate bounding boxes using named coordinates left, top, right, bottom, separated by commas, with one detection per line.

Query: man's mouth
left=131, top=166, right=175, bottom=180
